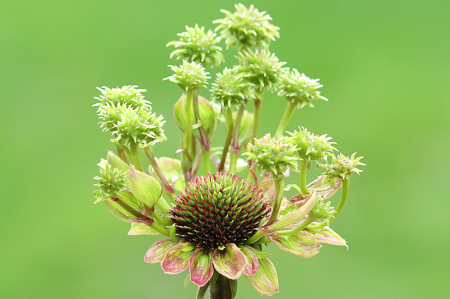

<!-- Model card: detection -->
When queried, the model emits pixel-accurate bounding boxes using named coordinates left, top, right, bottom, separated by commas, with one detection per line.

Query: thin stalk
left=202, top=147, right=212, bottom=174
left=210, top=274, right=233, bottom=299
left=146, top=221, right=170, bottom=237
left=184, top=90, right=195, bottom=158
left=111, top=197, right=145, bottom=219
left=254, top=236, right=272, bottom=245
left=116, top=144, right=129, bottom=164
left=229, top=152, right=239, bottom=175
left=251, top=98, right=262, bottom=146
left=329, top=178, right=350, bottom=223
left=127, top=143, right=143, bottom=172
left=229, top=105, right=246, bottom=174
left=143, top=147, right=175, bottom=195
left=245, top=230, right=264, bottom=245
left=156, top=196, right=171, bottom=213
left=192, top=151, right=202, bottom=177
left=299, top=158, right=309, bottom=196
left=151, top=211, right=173, bottom=226
left=193, top=89, right=212, bottom=174
left=265, top=179, right=284, bottom=226
left=218, top=108, right=234, bottom=172
left=307, top=220, right=329, bottom=231
left=275, top=100, right=297, bottom=139
left=277, top=216, right=315, bottom=236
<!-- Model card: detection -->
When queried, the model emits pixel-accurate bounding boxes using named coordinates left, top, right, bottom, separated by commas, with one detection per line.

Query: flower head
left=167, top=24, right=224, bottom=68
left=236, top=49, right=286, bottom=92
left=98, top=103, right=165, bottom=148
left=94, top=164, right=127, bottom=200
left=244, top=134, right=298, bottom=180
left=287, top=127, right=336, bottom=162
left=322, top=153, right=365, bottom=183
left=278, top=69, right=328, bottom=108
left=165, top=60, right=210, bottom=92
left=210, top=67, right=255, bottom=109
left=94, top=85, right=150, bottom=109
left=214, top=4, right=279, bottom=49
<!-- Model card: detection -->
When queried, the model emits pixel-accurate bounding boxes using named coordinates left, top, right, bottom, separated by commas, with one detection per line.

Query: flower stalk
left=275, top=100, right=296, bottom=139
left=219, top=108, right=234, bottom=172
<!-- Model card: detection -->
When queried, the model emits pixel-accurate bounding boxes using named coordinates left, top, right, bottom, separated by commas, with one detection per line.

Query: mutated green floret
left=94, top=85, right=150, bottom=109
left=165, top=60, right=210, bottom=92
left=287, top=127, right=336, bottom=162
left=322, top=153, right=365, bottom=183
left=94, top=164, right=127, bottom=203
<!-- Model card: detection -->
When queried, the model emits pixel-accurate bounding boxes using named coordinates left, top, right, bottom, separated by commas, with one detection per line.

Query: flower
left=143, top=174, right=280, bottom=296
left=94, top=85, right=150, bottom=109
left=321, top=153, right=365, bottom=183
left=214, top=4, right=279, bottom=49
left=164, top=60, right=210, bottom=92
left=167, top=24, right=224, bottom=68
left=287, top=127, right=336, bottom=163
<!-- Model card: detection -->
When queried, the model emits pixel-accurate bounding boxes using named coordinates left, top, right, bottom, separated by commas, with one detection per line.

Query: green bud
left=309, top=197, right=336, bottom=221
left=210, top=67, right=255, bottom=109
left=94, top=164, right=127, bottom=198
left=98, top=103, right=166, bottom=148
left=167, top=24, right=224, bottom=68
left=107, top=151, right=131, bottom=172
left=94, top=85, right=150, bottom=109
left=174, top=94, right=217, bottom=139
left=127, top=169, right=162, bottom=210
left=287, top=127, right=336, bottom=162
left=164, top=60, right=210, bottom=92
left=322, top=153, right=365, bottom=182
left=278, top=69, right=328, bottom=108
left=244, top=134, right=298, bottom=180
left=213, top=4, right=280, bottom=50
left=236, top=49, right=287, bottom=92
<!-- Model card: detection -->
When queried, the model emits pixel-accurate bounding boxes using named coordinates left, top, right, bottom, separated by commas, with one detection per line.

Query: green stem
left=251, top=97, right=262, bottom=146
left=156, top=196, right=171, bottom=213
left=307, top=220, right=329, bottom=231
left=193, top=90, right=212, bottom=175
left=184, top=90, right=195, bottom=158
left=329, top=178, right=350, bottom=223
left=299, top=159, right=309, bottom=196
left=245, top=230, right=264, bottom=245
left=143, top=147, right=175, bottom=194
left=146, top=221, right=170, bottom=237
left=265, top=179, right=284, bottom=226
left=116, top=144, right=129, bottom=164
left=254, top=236, right=272, bottom=245
left=152, top=211, right=173, bottom=226
left=229, top=152, right=238, bottom=175
left=275, top=100, right=297, bottom=139
left=229, top=105, right=246, bottom=174
left=202, top=146, right=212, bottom=174
left=219, top=108, right=234, bottom=172
left=277, top=216, right=315, bottom=236
left=210, top=274, right=232, bottom=299
left=127, top=143, right=143, bottom=172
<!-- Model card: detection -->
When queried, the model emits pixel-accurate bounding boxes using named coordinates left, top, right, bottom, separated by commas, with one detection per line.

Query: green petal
left=271, top=232, right=321, bottom=258
left=306, top=226, right=347, bottom=249
left=189, top=249, right=214, bottom=287
left=239, top=245, right=259, bottom=277
left=128, top=223, right=160, bottom=236
left=144, top=238, right=177, bottom=263
left=212, top=243, right=246, bottom=279
left=161, top=242, right=195, bottom=274
left=245, top=258, right=279, bottom=296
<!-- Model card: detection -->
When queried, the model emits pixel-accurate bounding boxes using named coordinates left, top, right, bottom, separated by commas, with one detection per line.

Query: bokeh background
left=1, top=0, right=449, bottom=298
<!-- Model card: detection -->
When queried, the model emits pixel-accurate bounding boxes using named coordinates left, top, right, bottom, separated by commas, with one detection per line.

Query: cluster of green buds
left=91, top=4, right=365, bottom=299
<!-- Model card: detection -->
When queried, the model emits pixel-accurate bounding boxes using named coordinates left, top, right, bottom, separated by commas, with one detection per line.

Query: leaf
left=229, top=279, right=238, bottom=299
left=196, top=281, right=211, bottom=299
left=127, top=169, right=162, bottom=209
left=107, top=151, right=132, bottom=172
left=128, top=223, right=160, bottom=235
left=270, top=232, right=321, bottom=258
left=212, top=243, right=247, bottom=280
left=245, top=258, right=279, bottom=296
left=210, top=270, right=219, bottom=286
left=144, top=238, right=177, bottom=263
left=189, top=249, right=214, bottom=287
left=161, top=242, right=194, bottom=274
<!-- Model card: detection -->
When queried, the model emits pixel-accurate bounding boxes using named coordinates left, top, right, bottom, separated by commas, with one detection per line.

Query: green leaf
left=196, top=281, right=210, bottom=299
left=210, top=270, right=219, bottom=286
left=107, top=151, right=132, bottom=172
left=128, top=223, right=160, bottom=235
left=229, top=279, right=238, bottom=299
left=127, top=169, right=162, bottom=209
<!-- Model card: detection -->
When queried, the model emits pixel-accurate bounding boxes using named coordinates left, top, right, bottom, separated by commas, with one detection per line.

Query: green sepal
left=104, top=199, right=134, bottom=223
left=128, top=223, right=160, bottom=235
left=229, top=279, right=238, bottom=299
left=210, top=270, right=219, bottom=286
left=127, top=169, right=162, bottom=210
left=107, top=151, right=132, bottom=172
left=196, top=282, right=210, bottom=299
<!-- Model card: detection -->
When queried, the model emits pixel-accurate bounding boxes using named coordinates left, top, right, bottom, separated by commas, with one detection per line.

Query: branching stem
left=275, top=100, right=297, bottom=139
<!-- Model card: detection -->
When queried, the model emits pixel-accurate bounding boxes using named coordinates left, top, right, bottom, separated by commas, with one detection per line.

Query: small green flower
left=287, top=127, right=336, bottom=162
left=94, top=85, right=150, bottom=109
left=244, top=134, right=298, bottom=180
left=94, top=164, right=127, bottom=201
left=322, top=153, right=365, bottom=182
left=214, top=4, right=279, bottom=49
left=210, top=67, right=255, bottom=109
left=164, top=60, right=210, bottom=92
left=236, top=49, right=286, bottom=92
left=98, top=103, right=165, bottom=148
left=167, top=24, right=224, bottom=68
left=278, top=69, right=328, bottom=108
left=309, top=197, right=336, bottom=221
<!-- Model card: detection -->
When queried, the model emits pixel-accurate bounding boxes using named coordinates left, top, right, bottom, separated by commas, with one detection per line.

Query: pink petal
left=245, top=258, right=279, bottom=296
left=271, top=232, right=321, bottom=258
left=161, top=242, right=194, bottom=274
left=239, top=245, right=259, bottom=277
left=189, top=249, right=214, bottom=287
left=212, top=243, right=246, bottom=280
left=306, top=226, right=348, bottom=249
left=144, top=238, right=176, bottom=263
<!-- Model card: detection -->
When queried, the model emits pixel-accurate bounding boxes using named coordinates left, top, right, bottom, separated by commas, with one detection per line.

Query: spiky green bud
left=98, top=103, right=165, bottom=148
left=165, top=60, right=210, bottom=92
left=167, top=24, right=224, bottom=68
left=213, top=4, right=279, bottom=49
left=94, top=164, right=127, bottom=202
left=170, top=173, right=270, bottom=251
left=210, top=67, right=255, bottom=109
left=322, top=153, right=365, bottom=182
left=278, top=69, right=328, bottom=108
left=236, top=49, right=286, bottom=92
left=94, top=85, right=150, bottom=109
left=244, top=134, right=298, bottom=180
left=287, top=127, right=336, bottom=162
left=309, top=197, right=336, bottom=221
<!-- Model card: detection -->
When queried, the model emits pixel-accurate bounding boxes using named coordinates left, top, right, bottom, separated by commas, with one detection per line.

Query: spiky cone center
left=170, top=174, right=270, bottom=251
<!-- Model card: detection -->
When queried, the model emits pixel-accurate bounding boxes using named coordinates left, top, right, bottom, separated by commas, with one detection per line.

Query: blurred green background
left=1, top=0, right=449, bottom=298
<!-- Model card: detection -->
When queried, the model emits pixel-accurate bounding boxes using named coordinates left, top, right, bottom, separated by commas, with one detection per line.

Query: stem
left=192, top=151, right=202, bottom=178
left=254, top=236, right=272, bottom=245
left=152, top=211, right=173, bottom=226
left=184, top=90, right=195, bottom=158
left=219, top=108, right=234, bottom=172
left=229, top=152, right=239, bottom=175
left=229, top=105, right=246, bottom=174
left=146, top=221, right=170, bottom=237
left=265, top=179, right=284, bottom=226
left=275, top=100, right=297, bottom=139
left=143, top=147, right=175, bottom=194
left=156, top=196, right=171, bottom=213
left=193, top=90, right=212, bottom=175
left=202, top=146, right=212, bottom=174
left=329, top=178, right=350, bottom=223
left=127, top=143, right=143, bottom=172
left=251, top=97, right=262, bottom=146
left=116, top=144, right=129, bottom=164
left=307, top=220, right=329, bottom=231
left=277, top=216, right=315, bottom=236
left=210, top=274, right=232, bottom=299
left=245, top=230, right=263, bottom=245
left=299, top=159, right=309, bottom=196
